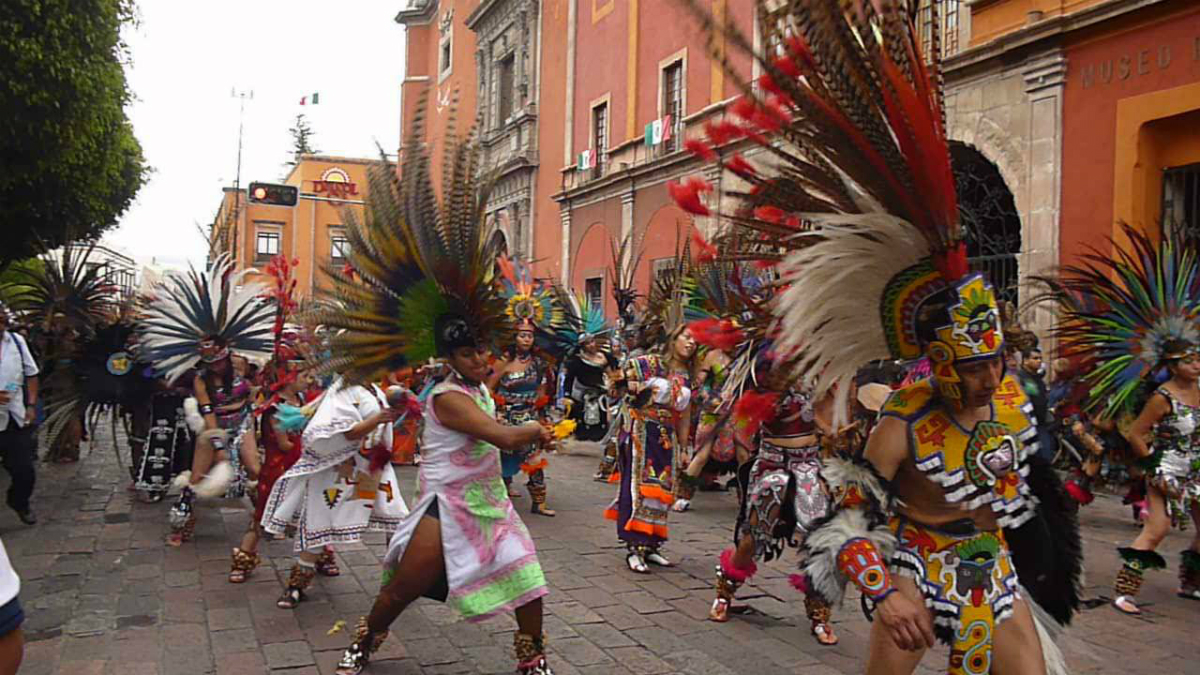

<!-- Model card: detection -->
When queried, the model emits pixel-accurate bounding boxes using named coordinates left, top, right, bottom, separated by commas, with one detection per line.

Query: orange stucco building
left=392, top=0, right=1200, bottom=331
left=211, top=155, right=377, bottom=297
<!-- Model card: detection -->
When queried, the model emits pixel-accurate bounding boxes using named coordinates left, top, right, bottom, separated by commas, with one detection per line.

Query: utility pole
left=223, top=88, right=254, bottom=266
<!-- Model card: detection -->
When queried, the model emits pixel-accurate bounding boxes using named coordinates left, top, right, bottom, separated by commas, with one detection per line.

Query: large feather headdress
left=609, top=232, right=645, bottom=329
left=1033, top=223, right=1200, bottom=419
left=311, top=103, right=509, bottom=383
left=675, top=0, right=998, bottom=413
left=10, top=243, right=116, bottom=338
left=137, top=254, right=274, bottom=384
left=496, top=255, right=564, bottom=337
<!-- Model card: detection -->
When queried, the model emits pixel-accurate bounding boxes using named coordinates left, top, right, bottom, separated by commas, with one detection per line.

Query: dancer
left=260, top=375, right=409, bottom=608
left=558, top=292, right=615, bottom=444
left=324, top=119, right=557, bottom=674
left=673, top=3, right=1081, bottom=672
left=136, top=255, right=275, bottom=545
left=604, top=266, right=696, bottom=573
left=594, top=235, right=643, bottom=482
left=491, top=256, right=562, bottom=516
left=709, top=353, right=845, bottom=645
left=1035, top=224, right=1200, bottom=614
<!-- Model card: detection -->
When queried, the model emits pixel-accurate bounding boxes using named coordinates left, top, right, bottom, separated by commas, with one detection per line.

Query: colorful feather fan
left=137, top=253, right=274, bottom=384
left=10, top=243, right=117, bottom=337
left=1033, top=223, right=1200, bottom=419
left=311, top=97, right=509, bottom=383
left=674, top=0, right=967, bottom=414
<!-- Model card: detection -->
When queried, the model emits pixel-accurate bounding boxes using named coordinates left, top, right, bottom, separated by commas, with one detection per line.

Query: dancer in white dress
left=261, top=378, right=409, bottom=609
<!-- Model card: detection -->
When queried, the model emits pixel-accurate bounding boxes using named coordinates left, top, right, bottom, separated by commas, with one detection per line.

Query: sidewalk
left=2, top=432, right=1195, bottom=674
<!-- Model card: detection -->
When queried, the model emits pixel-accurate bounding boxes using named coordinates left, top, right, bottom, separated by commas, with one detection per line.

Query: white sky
left=110, top=1, right=407, bottom=269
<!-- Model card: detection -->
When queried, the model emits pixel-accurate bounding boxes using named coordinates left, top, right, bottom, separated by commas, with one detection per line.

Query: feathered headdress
left=1033, top=223, right=1200, bottom=419
left=10, top=243, right=116, bottom=338
left=137, top=253, right=275, bottom=384
left=676, top=0, right=999, bottom=414
left=555, top=289, right=611, bottom=349
left=608, top=232, right=645, bottom=329
left=638, top=236, right=693, bottom=351
left=311, top=101, right=508, bottom=383
left=496, top=255, right=564, bottom=337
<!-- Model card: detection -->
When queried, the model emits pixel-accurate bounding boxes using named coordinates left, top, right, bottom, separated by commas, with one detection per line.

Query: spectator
left=1019, top=347, right=1056, bottom=461
left=0, top=305, right=39, bottom=525
left=0, top=537, right=23, bottom=674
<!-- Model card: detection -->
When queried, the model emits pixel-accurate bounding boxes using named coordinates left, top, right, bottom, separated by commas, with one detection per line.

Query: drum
left=134, top=394, right=191, bottom=499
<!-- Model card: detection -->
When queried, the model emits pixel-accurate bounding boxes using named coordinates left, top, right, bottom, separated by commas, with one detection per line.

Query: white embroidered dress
left=382, top=374, right=547, bottom=622
left=261, top=380, right=408, bottom=552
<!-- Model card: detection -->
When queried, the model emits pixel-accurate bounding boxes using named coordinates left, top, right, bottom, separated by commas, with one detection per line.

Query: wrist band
left=837, top=537, right=896, bottom=602
left=199, top=404, right=214, bottom=415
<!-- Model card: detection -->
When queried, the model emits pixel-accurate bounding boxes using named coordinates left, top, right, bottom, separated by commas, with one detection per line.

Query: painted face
left=954, top=555, right=997, bottom=607
left=448, top=346, right=490, bottom=384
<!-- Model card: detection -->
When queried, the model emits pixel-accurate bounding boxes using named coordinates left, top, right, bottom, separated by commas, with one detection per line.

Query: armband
left=199, top=404, right=214, bottom=416
left=837, top=537, right=895, bottom=603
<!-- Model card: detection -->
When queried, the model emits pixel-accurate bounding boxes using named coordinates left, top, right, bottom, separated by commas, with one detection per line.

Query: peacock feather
left=1033, top=223, right=1200, bottom=419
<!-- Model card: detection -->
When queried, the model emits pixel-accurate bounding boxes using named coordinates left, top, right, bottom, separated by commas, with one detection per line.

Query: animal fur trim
left=821, top=456, right=893, bottom=510
left=183, top=397, right=205, bottom=434
left=800, top=508, right=897, bottom=607
left=193, top=460, right=234, bottom=498
left=172, top=470, right=192, bottom=491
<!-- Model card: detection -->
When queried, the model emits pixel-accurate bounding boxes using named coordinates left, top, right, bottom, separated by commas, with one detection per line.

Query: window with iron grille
left=256, top=230, right=280, bottom=262
left=662, top=61, right=683, bottom=153
left=1164, top=162, right=1200, bottom=245
left=497, top=54, right=515, bottom=127
left=585, top=277, right=604, bottom=317
left=592, top=103, right=608, bottom=180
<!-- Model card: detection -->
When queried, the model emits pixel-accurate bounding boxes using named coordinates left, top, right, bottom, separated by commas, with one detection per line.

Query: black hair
left=434, top=313, right=478, bottom=357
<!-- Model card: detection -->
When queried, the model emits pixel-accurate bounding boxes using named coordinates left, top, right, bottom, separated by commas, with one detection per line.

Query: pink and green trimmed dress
left=381, top=373, right=547, bottom=621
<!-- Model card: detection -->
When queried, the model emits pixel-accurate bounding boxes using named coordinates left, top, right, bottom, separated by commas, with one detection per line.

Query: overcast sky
left=111, top=1, right=407, bottom=269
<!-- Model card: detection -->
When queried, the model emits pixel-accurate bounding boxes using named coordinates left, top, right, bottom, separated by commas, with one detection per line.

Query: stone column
left=621, top=189, right=635, bottom=273
left=560, top=205, right=572, bottom=285
left=1022, top=52, right=1067, bottom=342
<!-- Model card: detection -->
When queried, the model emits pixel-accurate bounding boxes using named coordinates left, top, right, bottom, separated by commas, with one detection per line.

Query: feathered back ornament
left=496, top=255, right=564, bottom=337
left=674, top=0, right=994, bottom=415
left=1033, top=223, right=1200, bottom=419
left=311, top=97, right=508, bottom=383
left=638, top=236, right=693, bottom=351
left=609, top=231, right=645, bottom=329
left=137, top=253, right=274, bottom=384
left=553, top=289, right=611, bottom=350
left=11, top=243, right=116, bottom=337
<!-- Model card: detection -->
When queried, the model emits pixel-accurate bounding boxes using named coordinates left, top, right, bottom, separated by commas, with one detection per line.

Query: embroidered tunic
left=604, top=354, right=691, bottom=546
left=494, top=356, right=548, bottom=478
left=382, top=374, right=548, bottom=622
left=261, top=381, right=408, bottom=552
left=1149, top=387, right=1200, bottom=527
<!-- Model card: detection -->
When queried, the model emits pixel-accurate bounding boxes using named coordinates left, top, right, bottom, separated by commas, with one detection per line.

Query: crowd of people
left=2, top=3, right=1199, bottom=675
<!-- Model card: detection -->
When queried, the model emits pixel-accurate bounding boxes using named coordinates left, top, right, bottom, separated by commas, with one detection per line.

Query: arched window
left=950, top=142, right=1022, bottom=306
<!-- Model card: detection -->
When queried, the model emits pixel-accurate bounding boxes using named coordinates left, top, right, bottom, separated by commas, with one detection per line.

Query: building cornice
left=945, top=0, right=1173, bottom=76
left=395, top=0, right=437, bottom=25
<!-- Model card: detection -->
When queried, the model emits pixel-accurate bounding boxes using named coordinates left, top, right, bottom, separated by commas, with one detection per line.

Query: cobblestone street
left=4, top=433, right=1197, bottom=675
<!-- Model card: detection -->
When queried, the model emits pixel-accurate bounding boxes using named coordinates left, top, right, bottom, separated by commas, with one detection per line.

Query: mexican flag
left=300, top=92, right=320, bottom=105
left=644, top=115, right=673, bottom=147
left=578, top=149, right=595, bottom=170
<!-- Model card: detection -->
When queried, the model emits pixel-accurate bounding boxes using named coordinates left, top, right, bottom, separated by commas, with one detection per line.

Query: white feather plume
left=774, top=215, right=929, bottom=421
left=183, top=397, right=205, bottom=434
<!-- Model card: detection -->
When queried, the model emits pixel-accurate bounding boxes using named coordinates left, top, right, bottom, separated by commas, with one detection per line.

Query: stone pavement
left=2, top=432, right=1196, bottom=675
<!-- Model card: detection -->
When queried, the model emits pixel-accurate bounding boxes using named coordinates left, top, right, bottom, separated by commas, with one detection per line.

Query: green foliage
left=0, top=0, right=149, bottom=265
left=0, top=258, right=45, bottom=305
left=286, top=113, right=319, bottom=169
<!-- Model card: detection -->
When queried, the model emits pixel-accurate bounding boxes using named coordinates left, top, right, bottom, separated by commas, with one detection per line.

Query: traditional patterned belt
left=759, top=438, right=820, bottom=465
left=631, top=406, right=678, bottom=425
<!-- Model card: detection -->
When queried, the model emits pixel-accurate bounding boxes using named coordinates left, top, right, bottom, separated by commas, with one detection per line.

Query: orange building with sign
left=211, top=155, right=380, bottom=297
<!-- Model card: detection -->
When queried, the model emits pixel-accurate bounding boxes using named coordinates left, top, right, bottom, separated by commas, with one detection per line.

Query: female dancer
left=605, top=325, right=695, bottom=573
left=229, top=356, right=338, bottom=583
left=489, top=325, right=555, bottom=515
left=1113, top=338, right=1200, bottom=612
left=675, top=346, right=734, bottom=511
left=260, top=376, right=409, bottom=608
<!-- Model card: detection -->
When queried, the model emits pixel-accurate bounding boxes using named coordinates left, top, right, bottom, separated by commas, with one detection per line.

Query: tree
left=286, top=113, right=320, bottom=169
left=0, top=0, right=150, bottom=270
left=0, top=258, right=45, bottom=306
